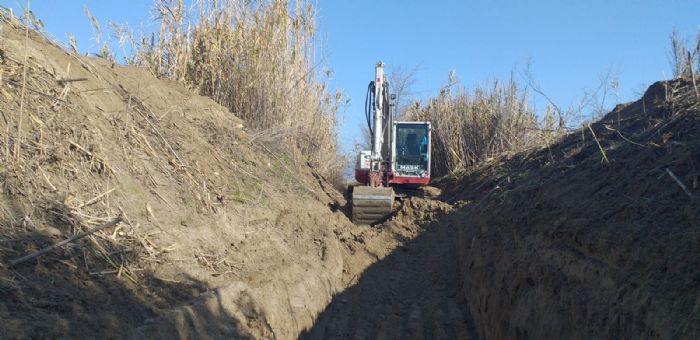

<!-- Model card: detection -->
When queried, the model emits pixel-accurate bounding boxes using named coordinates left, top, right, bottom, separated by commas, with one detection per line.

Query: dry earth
left=441, top=79, right=700, bottom=339
left=2, top=12, right=699, bottom=340
left=0, top=17, right=454, bottom=340
left=301, top=197, right=477, bottom=340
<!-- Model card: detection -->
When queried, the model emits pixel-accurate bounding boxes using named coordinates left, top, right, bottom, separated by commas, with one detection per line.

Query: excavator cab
left=392, top=122, right=431, bottom=182
left=352, top=121, right=431, bottom=224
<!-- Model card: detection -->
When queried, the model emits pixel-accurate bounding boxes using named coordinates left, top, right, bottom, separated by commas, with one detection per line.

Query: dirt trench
left=301, top=78, right=700, bottom=340
left=301, top=197, right=478, bottom=340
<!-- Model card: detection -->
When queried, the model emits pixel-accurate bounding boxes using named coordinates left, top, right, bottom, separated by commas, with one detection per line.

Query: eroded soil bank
left=442, top=79, right=700, bottom=339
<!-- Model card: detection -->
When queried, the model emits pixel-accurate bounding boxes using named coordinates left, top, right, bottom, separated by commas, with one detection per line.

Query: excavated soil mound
left=443, top=79, right=700, bottom=339
left=0, top=17, right=415, bottom=340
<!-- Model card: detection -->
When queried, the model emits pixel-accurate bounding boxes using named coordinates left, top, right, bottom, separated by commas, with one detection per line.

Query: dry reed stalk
left=78, top=188, right=116, bottom=208
left=405, top=75, right=560, bottom=177
left=132, top=0, right=343, bottom=179
left=688, top=51, right=699, bottom=100
left=14, top=0, right=30, bottom=162
left=587, top=124, right=610, bottom=165
left=9, top=217, right=123, bottom=266
left=666, top=168, right=695, bottom=200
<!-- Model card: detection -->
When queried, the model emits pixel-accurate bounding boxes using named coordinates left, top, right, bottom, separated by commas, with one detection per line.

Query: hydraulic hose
left=365, top=81, right=375, bottom=149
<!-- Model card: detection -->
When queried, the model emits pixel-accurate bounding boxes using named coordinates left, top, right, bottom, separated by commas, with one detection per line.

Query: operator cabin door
left=393, top=123, right=430, bottom=178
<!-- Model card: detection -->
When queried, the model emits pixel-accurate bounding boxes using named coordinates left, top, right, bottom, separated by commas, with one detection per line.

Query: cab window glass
left=395, top=124, right=429, bottom=174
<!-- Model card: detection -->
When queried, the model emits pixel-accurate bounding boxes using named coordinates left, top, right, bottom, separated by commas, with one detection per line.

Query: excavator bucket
left=351, top=186, right=395, bottom=225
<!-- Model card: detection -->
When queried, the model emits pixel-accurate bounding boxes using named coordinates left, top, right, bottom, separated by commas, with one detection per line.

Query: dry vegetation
left=129, top=0, right=344, bottom=180
left=404, top=27, right=700, bottom=179
left=0, top=11, right=143, bottom=287
left=0, top=8, right=362, bottom=337
left=404, top=75, right=564, bottom=177
left=0, top=3, right=300, bottom=290
left=669, top=27, right=700, bottom=79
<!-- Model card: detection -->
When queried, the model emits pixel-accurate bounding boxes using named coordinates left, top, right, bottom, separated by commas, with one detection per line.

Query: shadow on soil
left=0, top=214, right=258, bottom=340
left=300, top=209, right=478, bottom=340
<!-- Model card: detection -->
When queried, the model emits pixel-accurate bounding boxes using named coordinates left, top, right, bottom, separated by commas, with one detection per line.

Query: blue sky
left=318, top=0, right=699, bottom=152
left=3, top=0, right=699, bottom=154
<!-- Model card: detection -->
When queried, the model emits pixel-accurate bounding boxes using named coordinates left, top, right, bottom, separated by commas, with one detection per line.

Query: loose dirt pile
left=0, top=17, right=419, bottom=340
left=442, top=79, right=700, bottom=339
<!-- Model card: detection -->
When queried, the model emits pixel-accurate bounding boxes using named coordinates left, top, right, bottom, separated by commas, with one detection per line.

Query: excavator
left=351, top=62, right=432, bottom=224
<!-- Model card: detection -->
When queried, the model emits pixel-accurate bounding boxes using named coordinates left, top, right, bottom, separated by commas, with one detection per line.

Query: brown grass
left=131, top=0, right=344, bottom=180
left=404, top=75, right=564, bottom=177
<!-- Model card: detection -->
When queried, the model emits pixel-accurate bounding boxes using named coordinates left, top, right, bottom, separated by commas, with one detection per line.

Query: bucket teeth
left=351, top=186, right=395, bottom=225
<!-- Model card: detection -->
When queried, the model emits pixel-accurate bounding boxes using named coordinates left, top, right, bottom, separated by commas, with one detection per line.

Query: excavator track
left=351, top=186, right=395, bottom=225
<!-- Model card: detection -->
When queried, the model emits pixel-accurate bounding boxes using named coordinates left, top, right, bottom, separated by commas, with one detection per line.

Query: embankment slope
left=0, top=17, right=408, bottom=340
left=445, top=79, right=700, bottom=339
